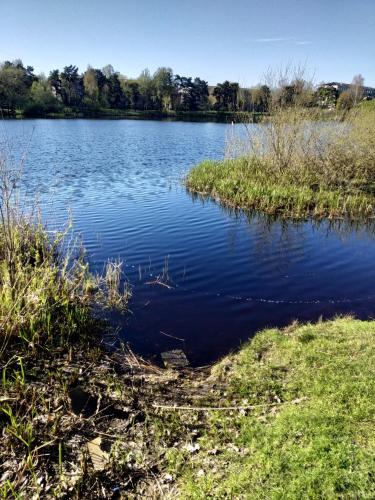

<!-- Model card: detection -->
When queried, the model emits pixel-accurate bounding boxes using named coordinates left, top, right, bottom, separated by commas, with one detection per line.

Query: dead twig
left=145, top=280, right=174, bottom=290
left=160, top=330, right=185, bottom=342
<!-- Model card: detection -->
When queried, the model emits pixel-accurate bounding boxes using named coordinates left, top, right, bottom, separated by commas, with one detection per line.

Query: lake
left=2, top=118, right=375, bottom=366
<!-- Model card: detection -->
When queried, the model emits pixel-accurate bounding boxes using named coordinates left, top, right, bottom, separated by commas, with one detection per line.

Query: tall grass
left=0, top=148, right=134, bottom=497
left=249, top=106, right=375, bottom=189
left=0, top=149, right=130, bottom=355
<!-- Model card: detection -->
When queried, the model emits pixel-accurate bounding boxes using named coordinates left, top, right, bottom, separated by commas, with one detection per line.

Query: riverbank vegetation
left=3, top=269, right=375, bottom=497
left=0, top=60, right=266, bottom=118
left=0, top=152, right=141, bottom=496
left=0, top=207, right=130, bottom=350
left=187, top=100, right=375, bottom=218
left=0, top=59, right=372, bottom=119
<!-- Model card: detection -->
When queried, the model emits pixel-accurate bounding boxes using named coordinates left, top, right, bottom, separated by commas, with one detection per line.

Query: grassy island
left=187, top=106, right=375, bottom=219
left=186, top=157, right=375, bottom=218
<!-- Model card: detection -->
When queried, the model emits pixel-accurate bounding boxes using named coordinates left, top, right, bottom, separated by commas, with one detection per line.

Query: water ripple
left=2, top=118, right=375, bottom=365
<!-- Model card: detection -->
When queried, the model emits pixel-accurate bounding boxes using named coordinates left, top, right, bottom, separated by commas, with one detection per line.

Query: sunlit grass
left=177, top=318, right=375, bottom=498
left=186, top=157, right=375, bottom=218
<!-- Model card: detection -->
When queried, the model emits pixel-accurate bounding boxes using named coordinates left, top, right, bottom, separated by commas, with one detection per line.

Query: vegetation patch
left=1, top=334, right=216, bottom=498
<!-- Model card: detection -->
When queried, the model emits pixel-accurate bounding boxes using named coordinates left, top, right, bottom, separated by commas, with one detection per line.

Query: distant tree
left=238, top=88, right=252, bottom=111
left=23, top=76, right=60, bottom=116
left=137, top=69, right=155, bottom=110
left=121, top=79, right=140, bottom=109
left=213, top=83, right=224, bottom=110
left=316, top=86, right=338, bottom=108
left=350, top=74, right=364, bottom=105
left=83, top=66, right=99, bottom=106
left=1, top=58, right=343, bottom=117
left=251, top=87, right=262, bottom=112
left=102, top=64, right=115, bottom=79
left=213, top=81, right=239, bottom=111
left=9, top=60, right=36, bottom=87
left=279, top=85, right=295, bottom=107
left=128, top=81, right=140, bottom=108
left=250, top=85, right=271, bottom=113
left=153, top=67, right=174, bottom=110
left=193, top=78, right=209, bottom=110
left=48, top=69, right=62, bottom=99
left=230, top=82, right=239, bottom=110
left=259, top=85, right=271, bottom=111
left=106, top=73, right=126, bottom=109
left=276, top=78, right=314, bottom=108
left=90, top=69, right=107, bottom=107
left=174, top=75, right=203, bottom=111
left=60, top=65, right=83, bottom=106
left=0, top=60, right=34, bottom=114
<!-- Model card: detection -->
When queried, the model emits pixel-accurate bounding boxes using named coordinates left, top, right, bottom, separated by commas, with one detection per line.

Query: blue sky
left=1, top=0, right=374, bottom=86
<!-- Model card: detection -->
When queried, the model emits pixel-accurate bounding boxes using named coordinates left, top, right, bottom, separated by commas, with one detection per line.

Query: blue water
left=2, top=119, right=375, bottom=365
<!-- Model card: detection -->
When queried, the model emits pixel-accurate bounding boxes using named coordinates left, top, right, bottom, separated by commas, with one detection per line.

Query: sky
left=1, top=0, right=374, bottom=87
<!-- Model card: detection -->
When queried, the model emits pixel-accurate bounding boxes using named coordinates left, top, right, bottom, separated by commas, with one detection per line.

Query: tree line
left=0, top=60, right=271, bottom=117
left=0, top=59, right=369, bottom=117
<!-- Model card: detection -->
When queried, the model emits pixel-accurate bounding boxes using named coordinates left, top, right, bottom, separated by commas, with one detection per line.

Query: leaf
left=87, top=437, right=109, bottom=471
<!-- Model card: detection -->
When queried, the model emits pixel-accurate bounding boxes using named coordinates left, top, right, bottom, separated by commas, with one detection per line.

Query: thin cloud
left=254, top=37, right=291, bottom=43
left=253, top=37, right=312, bottom=45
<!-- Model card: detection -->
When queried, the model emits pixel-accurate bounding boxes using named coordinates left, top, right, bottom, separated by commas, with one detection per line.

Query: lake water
left=2, top=119, right=375, bottom=366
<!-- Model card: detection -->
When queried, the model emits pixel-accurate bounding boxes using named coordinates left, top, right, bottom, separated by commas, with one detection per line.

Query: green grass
left=177, top=318, right=375, bottom=498
left=0, top=152, right=135, bottom=496
left=0, top=217, right=130, bottom=354
left=0, top=217, right=132, bottom=496
left=360, top=99, right=375, bottom=112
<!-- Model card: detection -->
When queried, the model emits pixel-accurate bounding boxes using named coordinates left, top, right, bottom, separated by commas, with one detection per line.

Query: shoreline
left=2, top=211, right=375, bottom=496
left=4, top=109, right=266, bottom=123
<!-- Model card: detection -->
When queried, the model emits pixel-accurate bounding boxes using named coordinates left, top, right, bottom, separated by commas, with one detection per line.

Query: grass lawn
left=174, top=318, right=375, bottom=498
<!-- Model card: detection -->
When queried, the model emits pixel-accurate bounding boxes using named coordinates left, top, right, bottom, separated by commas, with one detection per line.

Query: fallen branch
left=152, top=397, right=308, bottom=412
